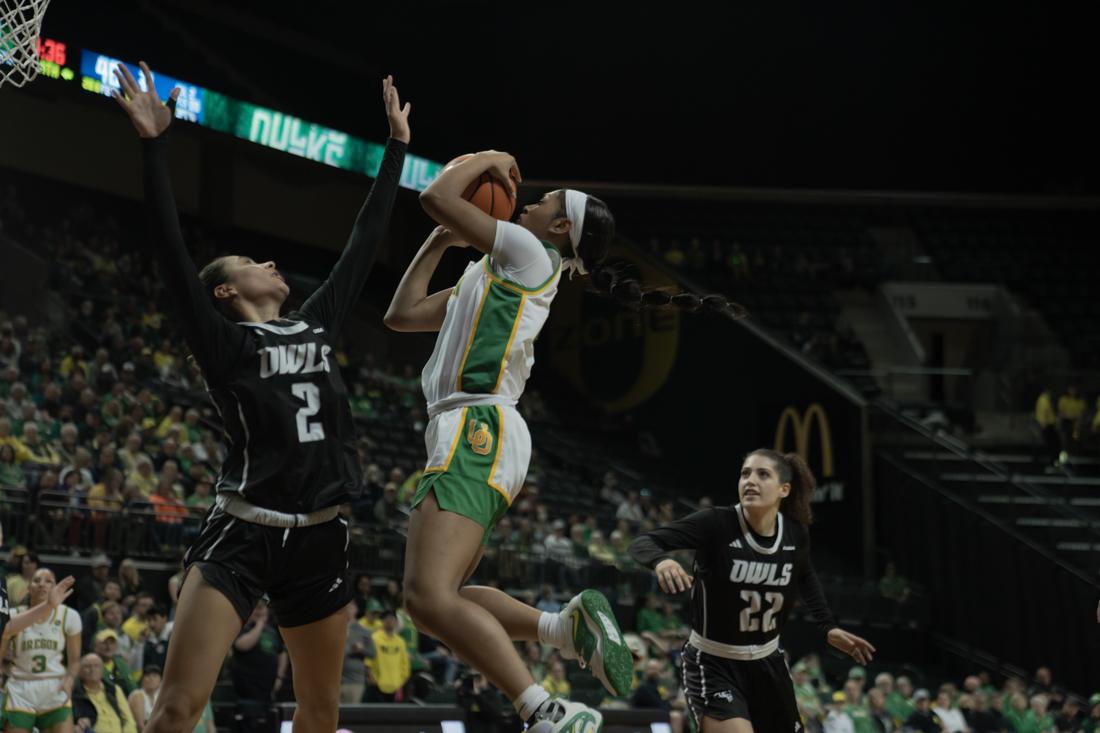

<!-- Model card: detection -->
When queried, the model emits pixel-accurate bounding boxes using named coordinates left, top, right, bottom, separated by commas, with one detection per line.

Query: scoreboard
left=80, top=50, right=204, bottom=123
left=22, top=37, right=443, bottom=191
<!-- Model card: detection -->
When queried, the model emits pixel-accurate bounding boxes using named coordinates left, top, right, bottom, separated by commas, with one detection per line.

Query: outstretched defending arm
left=299, top=76, right=410, bottom=336
left=114, top=61, right=246, bottom=382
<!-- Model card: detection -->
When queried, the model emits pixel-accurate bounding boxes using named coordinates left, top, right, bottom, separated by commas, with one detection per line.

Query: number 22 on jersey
left=739, top=590, right=784, bottom=633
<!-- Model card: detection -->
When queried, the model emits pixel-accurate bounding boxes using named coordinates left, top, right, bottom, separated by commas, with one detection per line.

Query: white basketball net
left=0, top=0, right=52, bottom=88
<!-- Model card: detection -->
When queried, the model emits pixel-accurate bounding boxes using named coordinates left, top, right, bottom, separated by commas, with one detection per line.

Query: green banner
left=202, top=91, right=442, bottom=190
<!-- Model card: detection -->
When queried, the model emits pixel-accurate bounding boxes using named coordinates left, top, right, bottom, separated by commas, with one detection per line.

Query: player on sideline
left=112, top=61, right=410, bottom=733
left=0, top=526, right=78, bottom=731
left=386, top=148, right=734, bottom=731
left=630, top=449, right=875, bottom=733
left=2, top=567, right=82, bottom=733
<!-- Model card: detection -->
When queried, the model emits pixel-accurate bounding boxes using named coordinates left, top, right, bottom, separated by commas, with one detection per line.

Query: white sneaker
left=527, top=699, right=603, bottom=733
left=556, top=589, right=633, bottom=697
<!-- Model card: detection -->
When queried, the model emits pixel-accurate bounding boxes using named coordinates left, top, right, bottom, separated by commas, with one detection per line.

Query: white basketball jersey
left=8, top=605, right=81, bottom=679
left=422, top=249, right=561, bottom=416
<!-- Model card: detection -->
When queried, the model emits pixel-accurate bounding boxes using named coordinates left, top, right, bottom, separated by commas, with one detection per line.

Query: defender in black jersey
left=113, top=62, right=411, bottom=733
left=630, top=449, right=875, bottom=733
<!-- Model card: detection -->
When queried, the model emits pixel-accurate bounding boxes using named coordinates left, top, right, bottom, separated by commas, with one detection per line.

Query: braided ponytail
left=565, top=195, right=745, bottom=316
left=585, top=260, right=747, bottom=315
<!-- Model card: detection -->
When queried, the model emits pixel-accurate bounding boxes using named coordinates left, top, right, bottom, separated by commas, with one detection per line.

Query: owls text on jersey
left=421, top=224, right=562, bottom=417
left=629, top=505, right=837, bottom=648
left=205, top=315, right=360, bottom=515
left=8, top=605, right=81, bottom=679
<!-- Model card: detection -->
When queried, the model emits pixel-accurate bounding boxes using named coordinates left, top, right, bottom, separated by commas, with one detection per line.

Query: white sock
left=514, top=683, right=551, bottom=720
left=538, top=611, right=568, bottom=649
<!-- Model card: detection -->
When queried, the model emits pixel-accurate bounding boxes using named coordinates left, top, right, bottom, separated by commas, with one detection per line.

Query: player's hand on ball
left=383, top=75, right=411, bottom=143
left=655, top=559, right=694, bottom=594
left=827, top=628, right=875, bottom=665
left=480, top=151, right=521, bottom=199
left=113, top=61, right=180, bottom=138
left=48, top=576, right=75, bottom=608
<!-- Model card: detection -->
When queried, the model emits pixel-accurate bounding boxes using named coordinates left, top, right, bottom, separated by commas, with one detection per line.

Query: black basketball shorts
left=184, top=505, right=352, bottom=627
left=681, top=642, right=803, bottom=732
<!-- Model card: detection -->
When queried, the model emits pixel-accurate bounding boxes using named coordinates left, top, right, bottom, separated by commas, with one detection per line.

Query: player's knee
left=146, top=693, right=204, bottom=733
left=403, top=580, right=449, bottom=630
left=296, top=689, right=340, bottom=724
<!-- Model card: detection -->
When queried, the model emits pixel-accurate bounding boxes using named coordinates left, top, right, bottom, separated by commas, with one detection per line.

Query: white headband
left=562, top=189, right=589, bottom=279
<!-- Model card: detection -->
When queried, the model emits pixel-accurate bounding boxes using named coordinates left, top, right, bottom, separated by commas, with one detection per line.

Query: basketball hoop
left=0, top=0, right=52, bottom=88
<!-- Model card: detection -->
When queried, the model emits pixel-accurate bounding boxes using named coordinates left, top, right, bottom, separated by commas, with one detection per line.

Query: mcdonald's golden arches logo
left=774, top=403, right=834, bottom=478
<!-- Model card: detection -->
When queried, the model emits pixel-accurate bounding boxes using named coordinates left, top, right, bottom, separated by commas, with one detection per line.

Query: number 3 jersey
left=629, top=505, right=837, bottom=647
left=7, top=605, right=81, bottom=679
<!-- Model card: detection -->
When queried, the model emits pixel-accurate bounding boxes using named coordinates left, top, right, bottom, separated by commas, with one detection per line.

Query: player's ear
left=779, top=482, right=791, bottom=499
left=213, top=283, right=236, bottom=300
left=548, top=217, right=572, bottom=236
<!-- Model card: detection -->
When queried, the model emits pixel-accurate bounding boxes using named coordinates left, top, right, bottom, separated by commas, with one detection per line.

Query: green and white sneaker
left=558, top=589, right=633, bottom=697
left=527, top=699, right=603, bottom=733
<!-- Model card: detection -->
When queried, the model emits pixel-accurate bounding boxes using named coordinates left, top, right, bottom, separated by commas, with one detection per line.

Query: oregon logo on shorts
left=466, top=419, right=494, bottom=456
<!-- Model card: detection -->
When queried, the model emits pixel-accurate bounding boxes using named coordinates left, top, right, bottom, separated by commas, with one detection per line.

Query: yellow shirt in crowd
left=1035, top=393, right=1056, bottom=428
left=358, top=616, right=382, bottom=634
left=542, top=675, right=571, bottom=699
left=88, top=483, right=123, bottom=513
left=0, top=436, right=30, bottom=463
left=1058, top=394, right=1085, bottom=420
left=367, top=630, right=410, bottom=695
left=121, top=615, right=148, bottom=643
left=126, top=469, right=158, bottom=497
left=86, top=684, right=138, bottom=733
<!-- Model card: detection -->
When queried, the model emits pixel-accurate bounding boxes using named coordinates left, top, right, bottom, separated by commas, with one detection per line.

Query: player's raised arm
left=419, top=150, right=521, bottom=255
left=299, top=75, right=410, bottom=336
left=383, top=226, right=464, bottom=333
left=0, top=576, right=75, bottom=642
left=114, top=61, right=246, bottom=382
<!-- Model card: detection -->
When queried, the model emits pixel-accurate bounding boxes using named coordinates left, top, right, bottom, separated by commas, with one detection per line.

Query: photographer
left=457, top=671, right=509, bottom=733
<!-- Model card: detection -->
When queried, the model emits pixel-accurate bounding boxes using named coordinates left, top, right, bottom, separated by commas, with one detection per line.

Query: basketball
left=445, top=154, right=517, bottom=220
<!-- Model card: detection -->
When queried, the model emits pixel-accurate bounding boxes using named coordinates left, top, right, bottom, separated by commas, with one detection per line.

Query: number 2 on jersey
left=739, top=590, right=783, bottom=633
left=291, top=382, right=325, bottom=443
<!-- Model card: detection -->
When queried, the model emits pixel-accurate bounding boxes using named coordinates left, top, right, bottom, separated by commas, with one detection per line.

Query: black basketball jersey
left=204, top=315, right=357, bottom=513
left=143, top=132, right=408, bottom=514
left=630, top=504, right=837, bottom=647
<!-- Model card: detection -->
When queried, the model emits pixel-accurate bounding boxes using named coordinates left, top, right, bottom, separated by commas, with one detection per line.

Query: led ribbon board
left=69, top=45, right=442, bottom=190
